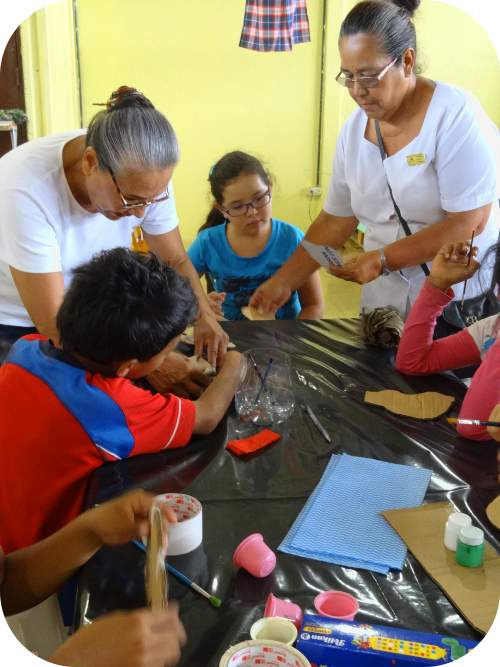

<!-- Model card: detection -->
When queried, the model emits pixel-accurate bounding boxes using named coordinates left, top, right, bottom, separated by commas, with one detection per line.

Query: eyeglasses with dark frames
left=335, top=57, right=398, bottom=89
left=221, top=190, right=272, bottom=217
left=108, top=167, right=170, bottom=211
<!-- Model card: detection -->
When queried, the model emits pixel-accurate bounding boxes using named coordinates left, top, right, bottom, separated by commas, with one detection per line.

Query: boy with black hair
left=0, top=249, right=243, bottom=553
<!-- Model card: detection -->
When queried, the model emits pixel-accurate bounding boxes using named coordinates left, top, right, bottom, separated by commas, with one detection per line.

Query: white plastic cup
left=444, top=512, right=472, bottom=551
left=250, top=617, right=298, bottom=646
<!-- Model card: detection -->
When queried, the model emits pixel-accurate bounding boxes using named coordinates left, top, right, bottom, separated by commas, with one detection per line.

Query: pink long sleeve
left=395, top=281, right=481, bottom=375
left=457, top=339, right=500, bottom=440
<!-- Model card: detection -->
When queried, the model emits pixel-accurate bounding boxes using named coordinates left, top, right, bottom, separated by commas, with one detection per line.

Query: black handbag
left=375, top=120, right=499, bottom=332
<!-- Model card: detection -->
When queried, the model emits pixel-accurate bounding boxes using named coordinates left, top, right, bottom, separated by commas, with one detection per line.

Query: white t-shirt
left=467, top=313, right=500, bottom=360
left=324, top=82, right=500, bottom=317
left=0, top=130, right=179, bottom=326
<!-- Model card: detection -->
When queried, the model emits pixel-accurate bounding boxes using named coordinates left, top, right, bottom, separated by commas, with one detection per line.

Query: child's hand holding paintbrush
left=428, top=239, right=479, bottom=294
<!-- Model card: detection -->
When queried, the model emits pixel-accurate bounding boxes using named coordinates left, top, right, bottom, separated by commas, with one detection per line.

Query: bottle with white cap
left=444, top=513, right=472, bottom=551
left=455, top=526, right=485, bottom=568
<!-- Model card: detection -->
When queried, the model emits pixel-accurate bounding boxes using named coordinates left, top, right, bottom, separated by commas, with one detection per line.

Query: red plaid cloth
left=239, top=0, right=311, bottom=52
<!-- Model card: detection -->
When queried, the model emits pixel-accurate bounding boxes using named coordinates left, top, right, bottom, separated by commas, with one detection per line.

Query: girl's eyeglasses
left=221, top=190, right=271, bottom=217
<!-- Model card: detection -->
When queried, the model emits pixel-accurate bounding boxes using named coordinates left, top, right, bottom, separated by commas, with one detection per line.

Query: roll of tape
left=219, top=640, right=311, bottom=667
left=155, top=493, right=203, bottom=556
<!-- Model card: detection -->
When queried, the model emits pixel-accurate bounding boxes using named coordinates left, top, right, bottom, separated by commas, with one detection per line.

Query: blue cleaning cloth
left=279, top=454, right=432, bottom=574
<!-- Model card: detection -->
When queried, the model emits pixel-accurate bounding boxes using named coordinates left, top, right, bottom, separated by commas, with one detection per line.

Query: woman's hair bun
left=391, top=0, right=421, bottom=17
left=106, top=86, right=154, bottom=111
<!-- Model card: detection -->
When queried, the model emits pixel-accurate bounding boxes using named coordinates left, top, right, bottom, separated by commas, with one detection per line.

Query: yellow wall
left=20, top=1, right=80, bottom=139
left=21, top=0, right=499, bottom=247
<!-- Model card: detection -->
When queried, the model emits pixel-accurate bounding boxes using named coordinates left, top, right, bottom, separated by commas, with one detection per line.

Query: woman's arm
left=298, top=270, right=324, bottom=320
left=330, top=205, right=491, bottom=285
left=250, top=210, right=357, bottom=313
left=9, top=268, right=64, bottom=343
left=144, top=228, right=228, bottom=366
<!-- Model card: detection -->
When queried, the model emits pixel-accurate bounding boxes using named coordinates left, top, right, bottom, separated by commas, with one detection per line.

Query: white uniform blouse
left=0, top=130, right=179, bottom=327
left=324, top=82, right=500, bottom=317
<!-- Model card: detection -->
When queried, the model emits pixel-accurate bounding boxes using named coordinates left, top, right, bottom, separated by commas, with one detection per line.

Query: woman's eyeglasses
left=108, top=167, right=169, bottom=211
left=221, top=190, right=271, bottom=217
left=335, top=57, right=398, bottom=89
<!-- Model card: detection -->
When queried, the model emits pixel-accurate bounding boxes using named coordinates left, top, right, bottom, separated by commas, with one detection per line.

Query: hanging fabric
left=239, top=0, right=311, bottom=52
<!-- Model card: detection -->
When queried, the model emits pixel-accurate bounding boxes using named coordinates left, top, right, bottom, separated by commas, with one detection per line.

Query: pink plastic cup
left=233, top=533, right=276, bottom=578
left=264, top=592, right=303, bottom=630
left=314, top=591, right=359, bottom=621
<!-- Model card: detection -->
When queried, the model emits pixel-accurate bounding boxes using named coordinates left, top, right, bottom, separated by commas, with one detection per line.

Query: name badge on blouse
left=406, top=153, right=427, bottom=166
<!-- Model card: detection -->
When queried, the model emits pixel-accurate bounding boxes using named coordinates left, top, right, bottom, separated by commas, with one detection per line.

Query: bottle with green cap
left=455, top=526, right=484, bottom=568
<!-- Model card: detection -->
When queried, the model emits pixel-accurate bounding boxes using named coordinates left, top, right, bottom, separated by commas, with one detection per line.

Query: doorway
left=0, top=29, right=27, bottom=157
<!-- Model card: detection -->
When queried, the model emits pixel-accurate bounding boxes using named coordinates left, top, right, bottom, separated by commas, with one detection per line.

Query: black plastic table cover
left=75, top=319, right=500, bottom=666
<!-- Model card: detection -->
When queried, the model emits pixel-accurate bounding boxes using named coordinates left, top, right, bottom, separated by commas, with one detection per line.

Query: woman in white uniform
left=250, top=0, right=499, bottom=320
left=0, top=86, right=227, bottom=368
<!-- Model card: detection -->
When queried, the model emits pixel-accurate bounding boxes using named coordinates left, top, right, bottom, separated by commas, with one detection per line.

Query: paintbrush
left=132, top=540, right=222, bottom=608
left=447, top=417, right=500, bottom=427
left=253, top=357, right=273, bottom=406
left=460, top=231, right=475, bottom=311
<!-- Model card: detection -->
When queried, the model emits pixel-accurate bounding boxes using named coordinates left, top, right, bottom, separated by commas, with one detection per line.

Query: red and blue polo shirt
left=0, top=336, right=196, bottom=553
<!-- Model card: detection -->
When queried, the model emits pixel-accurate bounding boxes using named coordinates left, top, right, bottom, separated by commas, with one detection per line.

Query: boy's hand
left=50, top=606, right=186, bottom=667
left=207, top=291, right=226, bottom=320
left=429, top=241, right=479, bottom=292
left=80, top=490, right=177, bottom=547
left=148, top=351, right=211, bottom=398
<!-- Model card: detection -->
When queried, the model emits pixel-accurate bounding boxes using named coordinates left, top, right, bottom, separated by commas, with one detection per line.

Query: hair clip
left=208, top=163, right=216, bottom=178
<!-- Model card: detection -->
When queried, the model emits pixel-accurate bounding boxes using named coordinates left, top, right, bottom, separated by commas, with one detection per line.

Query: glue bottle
left=444, top=513, right=472, bottom=551
left=455, top=526, right=485, bottom=568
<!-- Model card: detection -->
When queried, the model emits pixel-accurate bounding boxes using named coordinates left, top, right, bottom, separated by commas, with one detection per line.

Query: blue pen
left=132, top=540, right=222, bottom=607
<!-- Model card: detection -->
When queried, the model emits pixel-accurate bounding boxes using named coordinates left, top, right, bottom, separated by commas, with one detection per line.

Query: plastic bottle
left=455, top=526, right=485, bottom=568
left=444, top=513, right=472, bottom=551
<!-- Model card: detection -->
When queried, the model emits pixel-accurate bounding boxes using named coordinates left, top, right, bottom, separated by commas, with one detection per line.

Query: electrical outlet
left=308, top=186, right=322, bottom=197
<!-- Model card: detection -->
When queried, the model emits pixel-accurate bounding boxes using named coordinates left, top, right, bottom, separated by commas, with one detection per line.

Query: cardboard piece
left=486, top=495, right=500, bottom=530
left=187, top=355, right=216, bottom=376
left=382, top=502, right=500, bottom=634
left=364, top=390, right=454, bottom=420
left=241, top=306, right=276, bottom=321
left=146, top=505, right=168, bottom=611
left=301, top=239, right=343, bottom=267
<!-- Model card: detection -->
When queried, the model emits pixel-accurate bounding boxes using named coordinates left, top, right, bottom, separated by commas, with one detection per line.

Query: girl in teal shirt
left=188, top=151, right=323, bottom=320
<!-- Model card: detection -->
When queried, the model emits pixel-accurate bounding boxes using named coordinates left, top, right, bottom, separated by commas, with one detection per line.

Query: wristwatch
left=378, top=248, right=391, bottom=276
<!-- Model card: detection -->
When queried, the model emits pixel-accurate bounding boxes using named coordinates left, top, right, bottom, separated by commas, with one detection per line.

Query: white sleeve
left=466, top=314, right=498, bottom=351
left=323, top=130, right=354, bottom=217
left=141, top=181, right=179, bottom=235
left=0, top=188, right=61, bottom=273
left=435, top=99, right=497, bottom=212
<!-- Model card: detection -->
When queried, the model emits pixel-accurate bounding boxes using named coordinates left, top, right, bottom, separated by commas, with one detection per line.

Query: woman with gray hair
left=0, top=86, right=227, bottom=385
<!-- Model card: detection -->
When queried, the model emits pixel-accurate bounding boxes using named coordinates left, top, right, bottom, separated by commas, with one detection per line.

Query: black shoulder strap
left=375, top=120, right=430, bottom=277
